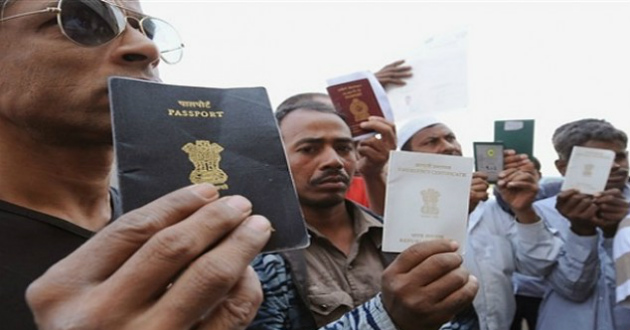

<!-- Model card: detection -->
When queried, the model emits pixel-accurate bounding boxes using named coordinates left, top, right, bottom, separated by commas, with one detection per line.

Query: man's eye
left=299, top=146, right=316, bottom=154
left=423, top=139, right=438, bottom=146
left=337, top=145, right=353, bottom=153
left=41, top=17, right=58, bottom=27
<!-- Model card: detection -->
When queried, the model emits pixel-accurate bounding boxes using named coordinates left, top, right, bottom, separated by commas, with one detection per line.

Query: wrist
left=361, top=169, right=385, bottom=179
left=570, top=225, right=597, bottom=236
left=513, top=208, right=538, bottom=224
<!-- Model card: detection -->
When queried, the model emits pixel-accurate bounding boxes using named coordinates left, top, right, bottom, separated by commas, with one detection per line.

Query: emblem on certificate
left=421, top=188, right=440, bottom=217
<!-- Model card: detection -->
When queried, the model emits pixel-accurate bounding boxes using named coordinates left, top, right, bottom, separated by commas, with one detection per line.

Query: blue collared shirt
left=533, top=184, right=630, bottom=330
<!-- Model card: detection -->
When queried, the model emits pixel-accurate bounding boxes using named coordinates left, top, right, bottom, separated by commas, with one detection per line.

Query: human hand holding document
left=561, top=146, right=615, bottom=195
left=108, top=77, right=308, bottom=252
left=382, top=151, right=473, bottom=253
left=327, top=71, right=394, bottom=140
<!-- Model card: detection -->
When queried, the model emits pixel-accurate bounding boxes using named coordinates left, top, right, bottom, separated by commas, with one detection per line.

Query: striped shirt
left=248, top=253, right=479, bottom=330
left=614, top=216, right=630, bottom=306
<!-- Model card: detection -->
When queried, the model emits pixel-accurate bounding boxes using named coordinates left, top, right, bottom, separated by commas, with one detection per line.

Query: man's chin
left=300, top=195, right=346, bottom=209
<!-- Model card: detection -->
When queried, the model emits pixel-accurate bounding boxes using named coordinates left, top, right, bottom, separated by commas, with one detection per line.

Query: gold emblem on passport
left=349, top=98, right=370, bottom=122
left=582, top=164, right=594, bottom=177
left=182, top=140, right=229, bottom=189
left=420, top=188, right=440, bottom=217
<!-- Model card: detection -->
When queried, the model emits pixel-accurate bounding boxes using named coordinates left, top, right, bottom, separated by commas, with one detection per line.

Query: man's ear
left=555, top=159, right=568, bottom=176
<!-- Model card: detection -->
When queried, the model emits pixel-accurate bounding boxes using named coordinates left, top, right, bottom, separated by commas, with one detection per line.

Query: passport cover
left=494, top=119, right=535, bottom=159
left=561, top=146, right=615, bottom=195
left=382, top=151, right=472, bottom=253
left=109, top=77, right=308, bottom=252
left=327, top=72, right=394, bottom=140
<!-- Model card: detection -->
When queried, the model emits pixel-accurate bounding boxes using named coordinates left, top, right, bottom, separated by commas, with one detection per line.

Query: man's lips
left=311, top=173, right=351, bottom=186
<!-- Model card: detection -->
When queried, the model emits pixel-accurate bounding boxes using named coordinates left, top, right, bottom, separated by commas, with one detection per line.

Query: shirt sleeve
left=320, top=294, right=398, bottom=330
left=614, top=218, right=630, bottom=306
left=249, top=254, right=400, bottom=330
left=545, top=229, right=600, bottom=302
left=513, top=219, right=563, bottom=276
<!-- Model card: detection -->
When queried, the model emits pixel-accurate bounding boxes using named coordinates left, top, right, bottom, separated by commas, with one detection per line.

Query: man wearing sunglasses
left=0, top=1, right=272, bottom=330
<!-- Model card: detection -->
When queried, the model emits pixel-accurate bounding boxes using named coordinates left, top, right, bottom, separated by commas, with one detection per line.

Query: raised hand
left=469, top=171, right=489, bottom=213
left=381, top=239, right=478, bottom=330
left=556, top=189, right=599, bottom=236
left=357, top=116, right=397, bottom=177
left=26, top=184, right=272, bottom=330
left=593, top=188, right=629, bottom=237
left=374, top=60, right=413, bottom=89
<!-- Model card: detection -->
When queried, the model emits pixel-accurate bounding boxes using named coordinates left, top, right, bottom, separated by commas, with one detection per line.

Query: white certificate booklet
left=561, top=146, right=615, bottom=195
left=383, top=151, right=473, bottom=252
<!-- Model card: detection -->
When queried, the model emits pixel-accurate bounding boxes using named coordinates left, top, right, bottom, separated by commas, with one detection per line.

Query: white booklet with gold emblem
left=561, top=146, right=615, bottom=195
left=382, top=150, right=473, bottom=252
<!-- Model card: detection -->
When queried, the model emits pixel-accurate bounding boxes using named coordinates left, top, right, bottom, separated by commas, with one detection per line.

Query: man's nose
left=109, top=19, right=161, bottom=69
left=320, top=147, right=344, bottom=169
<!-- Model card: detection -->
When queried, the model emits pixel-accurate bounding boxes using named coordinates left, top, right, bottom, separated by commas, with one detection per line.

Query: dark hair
left=530, top=156, right=541, bottom=172
left=275, top=101, right=344, bottom=125
left=552, top=118, right=628, bottom=160
left=275, top=92, right=331, bottom=113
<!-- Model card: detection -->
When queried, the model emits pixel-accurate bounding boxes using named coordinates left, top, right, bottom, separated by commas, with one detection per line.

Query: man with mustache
left=0, top=0, right=272, bottom=329
left=530, top=118, right=630, bottom=330
left=247, top=101, right=479, bottom=330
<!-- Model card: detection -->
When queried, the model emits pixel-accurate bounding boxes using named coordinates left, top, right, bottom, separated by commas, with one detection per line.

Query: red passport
left=326, top=71, right=394, bottom=140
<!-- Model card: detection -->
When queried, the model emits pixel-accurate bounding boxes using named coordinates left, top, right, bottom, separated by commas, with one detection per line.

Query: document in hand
left=561, top=145, right=615, bottom=195
left=385, top=28, right=468, bottom=122
left=382, top=151, right=473, bottom=253
left=108, top=77, right=309, bottom=252
left=326, top=71, right=394, bottom=140
left=494, top=119, right=535, bottom=159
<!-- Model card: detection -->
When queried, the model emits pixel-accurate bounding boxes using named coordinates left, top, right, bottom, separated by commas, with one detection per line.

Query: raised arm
left=354, top=116, right=397, bottom=215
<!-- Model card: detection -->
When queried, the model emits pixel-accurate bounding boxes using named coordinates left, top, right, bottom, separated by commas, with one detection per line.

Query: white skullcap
left=396, top=115, right=441, bottom=150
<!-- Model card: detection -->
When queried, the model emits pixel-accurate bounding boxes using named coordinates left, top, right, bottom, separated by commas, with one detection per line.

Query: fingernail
left=450, top=240, right=460, bottom=250
left=469, top=274, right=478, bottom=284
left=244, top=215, right=271, bottom=232
left=224, top=196, right=252, bottom=212
left=190, top=183, right=217, bottom=200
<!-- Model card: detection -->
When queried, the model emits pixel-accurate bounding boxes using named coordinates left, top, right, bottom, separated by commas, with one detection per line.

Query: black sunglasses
left=0, top=0, right=184, bottom=64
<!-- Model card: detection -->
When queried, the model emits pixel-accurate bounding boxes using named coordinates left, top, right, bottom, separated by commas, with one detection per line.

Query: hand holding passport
left=109, top=77, right=308, bottom=252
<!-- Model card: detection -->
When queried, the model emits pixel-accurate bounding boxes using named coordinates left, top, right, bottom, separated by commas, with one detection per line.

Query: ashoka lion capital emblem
left=349, top=98, right=370, bottom=122
left=421, top=188, right=440, bottom=216
left=182, top=140, right=228, bottom=188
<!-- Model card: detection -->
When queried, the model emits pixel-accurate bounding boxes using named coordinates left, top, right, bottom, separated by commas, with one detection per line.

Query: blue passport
left=109, top=77, right=308, bottom=252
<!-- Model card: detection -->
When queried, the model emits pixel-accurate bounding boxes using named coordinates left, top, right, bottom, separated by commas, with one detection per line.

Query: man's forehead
left=415, top=123, right=454, bottom=138
left=280, top=110, right=351, bottom=141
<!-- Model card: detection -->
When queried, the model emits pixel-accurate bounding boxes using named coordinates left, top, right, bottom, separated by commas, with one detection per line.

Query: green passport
left=109, top=77, right=308, bottom=252
left=494, top=119, right=535, bottom=159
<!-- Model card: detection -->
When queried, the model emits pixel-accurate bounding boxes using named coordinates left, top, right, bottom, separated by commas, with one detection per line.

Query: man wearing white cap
left=396, top=116, right=561, bottom=330
left=397, top=116, right=490, bottom=213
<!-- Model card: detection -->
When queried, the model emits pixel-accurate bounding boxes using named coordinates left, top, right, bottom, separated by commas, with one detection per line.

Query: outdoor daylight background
left=141, top=1, right=630, bottom=179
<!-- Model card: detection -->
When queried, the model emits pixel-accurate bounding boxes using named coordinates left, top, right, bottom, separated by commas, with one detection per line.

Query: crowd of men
left=1, top=1, right=629, bottom=330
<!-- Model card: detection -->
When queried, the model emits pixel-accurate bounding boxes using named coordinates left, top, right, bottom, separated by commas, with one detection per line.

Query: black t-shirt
left=0, top=189, right=121, bottom=330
